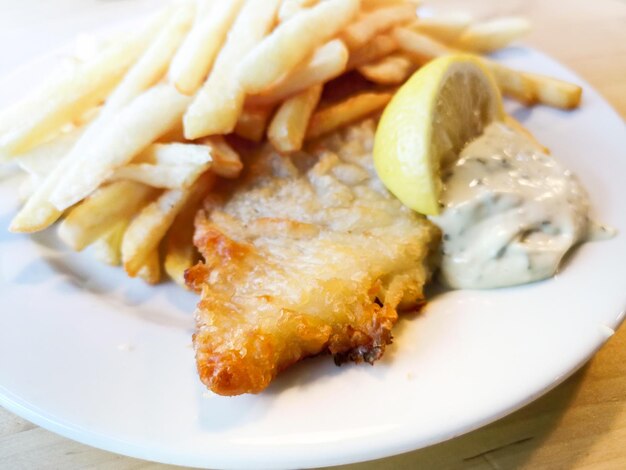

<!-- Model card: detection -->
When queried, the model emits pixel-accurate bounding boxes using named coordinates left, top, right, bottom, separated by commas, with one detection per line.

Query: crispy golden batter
left=186, top=121, right=440, bottom=395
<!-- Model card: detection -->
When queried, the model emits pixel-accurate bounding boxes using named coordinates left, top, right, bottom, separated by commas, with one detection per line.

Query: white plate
left=1, top=15, right=625, bottom=470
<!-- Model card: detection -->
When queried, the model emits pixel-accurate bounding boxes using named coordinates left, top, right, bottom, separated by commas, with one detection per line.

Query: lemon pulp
left=373, top=54, right=504, bottom=215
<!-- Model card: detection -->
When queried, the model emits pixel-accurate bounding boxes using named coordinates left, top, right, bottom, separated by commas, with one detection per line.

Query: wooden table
left=1, top=0, right=625, bottom=468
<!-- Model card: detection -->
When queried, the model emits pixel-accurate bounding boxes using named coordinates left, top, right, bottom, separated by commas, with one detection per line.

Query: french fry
left=112, top=143, right=212, bottom=188
left=122, top=171, right=214, bottom=277
left=341, top=3, right=417, bottom=51
left=409, top=13, right=473, bottom=44
left=393, top=26, right=455, bottom=64
left=16, top=128, right=83, bottom=180
left=196, top=0, right=215, bottom=19
left=0, top=13, right=166, bottom=157
left=278, top=0, right=319, bottom=22
left=164, top=174, right=216, bottom=286
left=137, top=250, right=161, bottom=285
left=110, top=162, right=208, bottom=189
left=247, top=39, right=348, bottom=106
left=164, top=228, right=198, bottom=287
left=268, top=84, right=323, bottom=152
left=362, top=0, right=420, bottom=10
left=527, top=72, right=582, bottom=110
left=306, top=91, right=393, bottom=140
left=455, top=17, right=531, bottom=54
left=483, top=60, right=534, bottom=103
left=100, top=3, right=195, bottom=116
left=346, top=33, right=398, bottom=70
left=358, top=53, right=416, bottom=84
left=199, top=136, right=243, bottom=178
left=57, top=181, right=157, bottom=251
left=49, top=85, right=191, bottom=211
left=237, top=0, right=359, bottom=94
left=168, top=0, right=245, bottom=95
left=10, top=154, right=75, bottom=232
left=156, top=122, right=186, bottom=143
left=92, top=220, right=129, bottom=266
left=392, top=28, right=581, bottom=109
left=486, top=61, right=582, bottom=109
left=234, top=105, right=276, bottom=142
left=132, top=143, right=212, bottom=166
left=183, top=0, right=282, bottom=139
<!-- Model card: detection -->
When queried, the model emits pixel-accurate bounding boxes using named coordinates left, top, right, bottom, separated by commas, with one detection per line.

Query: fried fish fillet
left=186, top=120, right=440, bottom=395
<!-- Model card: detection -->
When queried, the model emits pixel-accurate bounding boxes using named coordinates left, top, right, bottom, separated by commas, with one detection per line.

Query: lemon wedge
left=373, top=54, right=504, bottom=215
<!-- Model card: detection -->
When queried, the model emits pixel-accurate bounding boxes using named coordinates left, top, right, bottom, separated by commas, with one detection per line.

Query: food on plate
left=246, top=39, right=349, bottom=106
left=358, top=53, right=417, bottom=85
left=0, top=0, right=598, bottom=394
left=375, top=54, right=611, bottom=289
left=268, top=84, right=323, bottom=153
left=432, top=121, right=596, bottom=289
left=121, top=171, right=215, bottom=277
left=183, top=0, right=282, bottom=139
left=168, top=0, right=245, bottom=95
left=374, top=54, right=504, bottom=215
left=454, top=16, right=531, bottom=54
left=186, top=121, right=440, bottom=395
left=236, top=0, right=359, bottom=94
left=306, top=90, right=394, bottom=140
left=392, top=27, right=582, bottom=109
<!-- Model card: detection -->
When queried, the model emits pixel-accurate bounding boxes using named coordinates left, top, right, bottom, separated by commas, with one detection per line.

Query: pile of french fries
left=0, top=0, right=583, bottom=287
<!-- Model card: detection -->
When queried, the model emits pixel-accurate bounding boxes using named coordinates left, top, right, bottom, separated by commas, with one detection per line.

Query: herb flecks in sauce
left=431, top=122, right=612, bottom=289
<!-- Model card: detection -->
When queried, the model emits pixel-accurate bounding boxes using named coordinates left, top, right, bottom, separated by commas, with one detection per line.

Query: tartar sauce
left=431, top=121, right=610, bottom=289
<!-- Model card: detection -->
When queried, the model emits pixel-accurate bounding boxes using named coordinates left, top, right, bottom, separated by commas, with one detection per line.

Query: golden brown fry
left=268, top=85, right=323, bottom=152
left=122, top=171, right=213, bottom=277
left=199, top=136, right=243, bottom=179
left=358, top=53, right=416, bottom=85
left=237, top=0, right=359, bottom=94
left=341, top=3, right=417, bottom=51
left=306, top=91, right=393, bottom=140
left=137, top=250, right=161, bottom=285
left=346, top=33, right=398, bottom=70
left=455, top=16, right=531, bottom=54
left=156, top=122, right=186, bottom=143
left=164, top=174, right=216, bottom=286
left=168, top=0, right=245, bottom=95
left=234, top=105, right=276, bottom=142
left=362, top=0, right=420, bottom=10
left=183, top=0, right=281, bottom=139
left=57, top=181, right=157, bottom=251
left=246, top=39, right=348, bottom=106
left=527, top=72, right=582, bottom=110
left=485, top=61, right=582, bottom=110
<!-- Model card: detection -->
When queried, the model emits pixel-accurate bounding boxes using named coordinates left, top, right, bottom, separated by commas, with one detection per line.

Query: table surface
left=1, top=0, right=625, bottom=469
